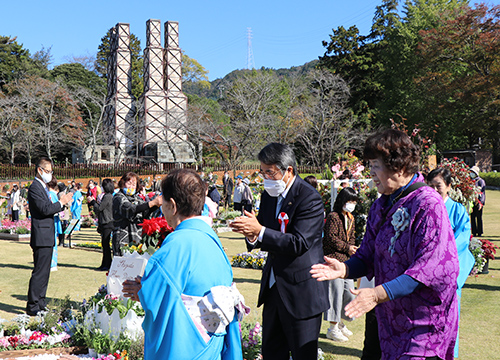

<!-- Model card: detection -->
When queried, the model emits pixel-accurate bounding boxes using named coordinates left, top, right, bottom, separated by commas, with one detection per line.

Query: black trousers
left=262, top=285, right=322, bottom=360
left=27, top=246, right=53, bottom=313
left=471, top=204, right=483, bottom=236
left=100, top=227, right=113, bottom=269
left=12, top=210, right=19, bottom=221
left=361, top=308, right=381, bottom=360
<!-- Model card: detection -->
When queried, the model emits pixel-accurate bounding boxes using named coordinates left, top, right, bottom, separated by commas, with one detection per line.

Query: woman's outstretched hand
left=310, top=256, right=346, bottom=281
left=344, top=285, right=389, bottom=319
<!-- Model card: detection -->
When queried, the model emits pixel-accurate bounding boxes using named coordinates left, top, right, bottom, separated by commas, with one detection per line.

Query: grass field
left=0, top=191, right=499, bottom=359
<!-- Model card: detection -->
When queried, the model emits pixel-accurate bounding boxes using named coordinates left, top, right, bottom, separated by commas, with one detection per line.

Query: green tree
left=95, top=29, right=143, bottom=100
left=51, top=63, right=106, bottom=94
left=416, top=3, right=500, bottom=159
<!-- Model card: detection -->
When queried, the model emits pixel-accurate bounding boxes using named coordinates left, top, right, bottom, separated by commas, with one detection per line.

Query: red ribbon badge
left=278, top=212, right=289, bottom=233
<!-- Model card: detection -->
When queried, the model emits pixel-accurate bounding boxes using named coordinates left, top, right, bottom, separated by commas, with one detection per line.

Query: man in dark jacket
left=222, top=171, right=233, bottom=209
left=230, top=143, right=328, bottom=360
left=26, top=158, right=73, bottom=316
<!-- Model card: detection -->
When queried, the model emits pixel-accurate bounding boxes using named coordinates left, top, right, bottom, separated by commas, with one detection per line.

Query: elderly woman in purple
left=311, top=129, right=459, bottom=360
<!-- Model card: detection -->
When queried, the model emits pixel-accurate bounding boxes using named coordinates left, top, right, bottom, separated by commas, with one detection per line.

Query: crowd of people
left=14, top=127, right=489, bottom=359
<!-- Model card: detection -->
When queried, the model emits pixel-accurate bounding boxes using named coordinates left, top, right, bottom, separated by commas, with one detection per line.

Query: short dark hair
left=333, top=187, right=358, bottom=214
left=427, top=167, right=452, bottom=186
left=57, top=183, right=66, bottom=192
left=101, top=178, right=115, bottom=194
left=161, top=169, right=205, bottom=217
left=36, top=157, right=52, bottom=170
left=258, top=143, right=297, bottom=175
left=303, top=175, right=318, bottom=189
left=339, top=169, right=352, bottom=180
left=363, top=129, right=420, bottom=175
left=118, top=172, right=140, bottom=190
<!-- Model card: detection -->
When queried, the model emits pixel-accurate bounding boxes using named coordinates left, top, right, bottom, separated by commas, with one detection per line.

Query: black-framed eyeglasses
left=258, top=168, right=283, bottom=180
left=40, top=167, right=53, bottom=175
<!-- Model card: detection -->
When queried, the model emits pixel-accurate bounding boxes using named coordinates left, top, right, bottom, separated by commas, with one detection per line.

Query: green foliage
left=95, top=29, right=143, bottom=99
left=127, top=333, right=145, bottom=360
left=0, top=36, right=50, bottom=90
left=182, top=54, right=210, bottom=88
left=480, top=172, right=500, bottom=187
left=50, top=63, right=106, bottom=95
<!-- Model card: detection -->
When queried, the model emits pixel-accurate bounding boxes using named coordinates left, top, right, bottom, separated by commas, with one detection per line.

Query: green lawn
left=0, top=191, right=499, bottom=359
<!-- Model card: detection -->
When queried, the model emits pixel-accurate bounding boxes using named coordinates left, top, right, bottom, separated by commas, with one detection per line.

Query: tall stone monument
left=103, top=23, right=136, bottom=163
left=103, top=19, right=194, bottom=164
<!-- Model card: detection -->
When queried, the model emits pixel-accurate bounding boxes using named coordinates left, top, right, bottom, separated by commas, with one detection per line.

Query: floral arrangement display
left=469, top=237, right=486, bottom=274
left=240, top=322, right=262, bottom=360
left=0, top=299, right=75, bottom=352
left=80, top=285, right=145, bottom=354
left=232, top=251, right=267, bottom=270
left=121, top=216, right=173, bottom=255
left=81, top=215, right=97, bottom=228
left=480, top=239, right=498, bottom=261
left=0, top=219, right=31, bottom=234
left=83, top=285, right=145, bottom=320
left=440, top=158, right=480, bottom=208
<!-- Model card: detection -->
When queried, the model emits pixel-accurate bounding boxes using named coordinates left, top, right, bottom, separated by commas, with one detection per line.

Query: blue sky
left=2, top=0, right=497, bottom=81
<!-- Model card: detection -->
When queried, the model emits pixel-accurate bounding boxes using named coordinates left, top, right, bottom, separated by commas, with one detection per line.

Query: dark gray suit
left=26, top=178, right=63, bottom=314
left=249, top=176, right=329, bottom=359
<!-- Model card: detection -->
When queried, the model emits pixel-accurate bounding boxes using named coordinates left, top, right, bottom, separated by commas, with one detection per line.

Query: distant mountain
left=183, top=59, right=319, bottom=100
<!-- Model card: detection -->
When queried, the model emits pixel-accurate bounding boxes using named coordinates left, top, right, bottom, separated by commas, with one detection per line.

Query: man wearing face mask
left=230, top=143, right=328, bottom=360
left=26, top=157, right=73, bottom=316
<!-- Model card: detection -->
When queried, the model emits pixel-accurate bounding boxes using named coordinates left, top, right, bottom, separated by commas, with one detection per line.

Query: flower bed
left=232, top=251, right=267, bottom=269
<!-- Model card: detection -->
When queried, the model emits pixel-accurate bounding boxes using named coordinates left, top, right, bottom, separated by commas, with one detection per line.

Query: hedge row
left=480, top=172, right=500, bottom=187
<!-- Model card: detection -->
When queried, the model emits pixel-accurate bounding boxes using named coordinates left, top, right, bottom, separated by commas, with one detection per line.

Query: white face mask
left=263, top=171, right=290, bottom=197
left=343, top=203, right=356, bottom=213
left=470, top=172, right=477, bottom=179
left=39, top=170, right=52, bottom=184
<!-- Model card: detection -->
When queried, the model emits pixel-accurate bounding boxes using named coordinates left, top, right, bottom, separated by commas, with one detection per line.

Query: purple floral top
left=354, top=173, right=459, bottom=360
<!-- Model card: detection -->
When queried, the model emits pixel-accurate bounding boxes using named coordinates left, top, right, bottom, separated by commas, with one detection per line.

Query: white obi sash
left=181, top=283, right=250, bottom=342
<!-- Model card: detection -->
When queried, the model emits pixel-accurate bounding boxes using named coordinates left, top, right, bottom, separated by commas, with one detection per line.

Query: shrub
left=480, top=172, right=500, bottom=187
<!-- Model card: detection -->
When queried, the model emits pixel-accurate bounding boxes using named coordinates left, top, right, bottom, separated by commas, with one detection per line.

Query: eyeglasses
left=258, top=169, right=283, bottom=180
left=39, top=167, right=53, bottom=175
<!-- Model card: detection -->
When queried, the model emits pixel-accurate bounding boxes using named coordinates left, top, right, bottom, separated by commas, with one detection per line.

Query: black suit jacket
left=252, top=176, right=329, bottom=319
left=28, top=179, right=63, bottom=248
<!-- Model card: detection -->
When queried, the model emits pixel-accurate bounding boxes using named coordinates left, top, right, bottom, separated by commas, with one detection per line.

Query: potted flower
left=479, top=239, right=498, bottom=274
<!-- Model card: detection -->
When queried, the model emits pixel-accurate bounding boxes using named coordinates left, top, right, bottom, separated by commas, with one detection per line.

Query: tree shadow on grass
left=462, top=283, right=500, bottom=291
left=57, top=262, right=97, bottom=271
left=318, top=337, right=363, bottom=357
left=0, top=263, right=32, bottom=270
left=232, top=277, right=262, bottom=285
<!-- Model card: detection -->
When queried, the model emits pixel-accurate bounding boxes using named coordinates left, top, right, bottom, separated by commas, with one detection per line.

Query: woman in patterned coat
left=312, top=129, right=459, bottom=360
left=323, top=187, right=358, bottom=342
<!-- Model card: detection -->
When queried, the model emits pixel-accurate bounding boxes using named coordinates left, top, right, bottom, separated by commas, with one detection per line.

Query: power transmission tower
left=246, top=27, right=255, bottom=70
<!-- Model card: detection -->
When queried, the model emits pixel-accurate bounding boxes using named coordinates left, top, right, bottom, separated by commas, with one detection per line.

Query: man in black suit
left=230, top=143, right=328, bottom=360
left=26, top=158, right=73, bottom=316
left=222, top=171, right=234, bottom=209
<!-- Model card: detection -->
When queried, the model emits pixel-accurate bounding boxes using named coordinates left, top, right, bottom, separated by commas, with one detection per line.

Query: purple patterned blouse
left=354, top=173, right=459, bottom=360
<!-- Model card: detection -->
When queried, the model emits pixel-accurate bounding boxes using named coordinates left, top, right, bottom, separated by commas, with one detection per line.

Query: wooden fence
left=0, top=163, right=324, bottom=181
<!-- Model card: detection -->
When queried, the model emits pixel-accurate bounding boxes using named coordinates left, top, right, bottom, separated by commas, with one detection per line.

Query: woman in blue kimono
left=47, top=178, right=62, bottom=271
left=427, top=167, right=475, bottom=358
left=70, top=183, right=83, bottom=231
left=123, top=169, right=243, bottom=360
